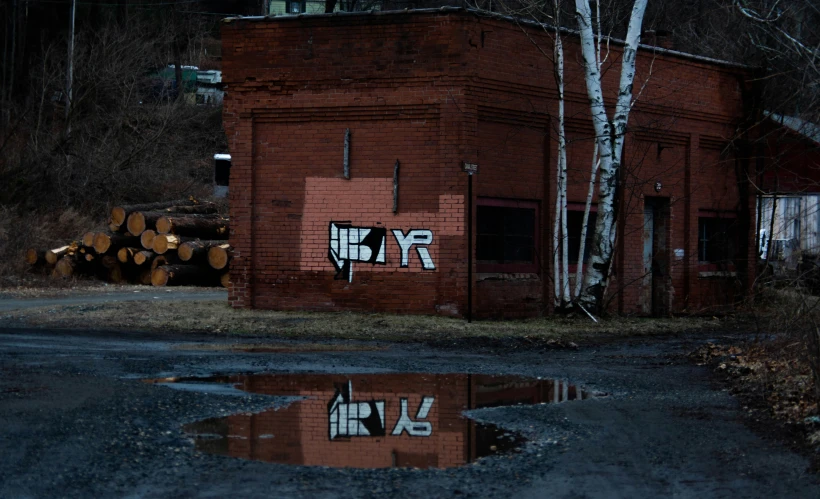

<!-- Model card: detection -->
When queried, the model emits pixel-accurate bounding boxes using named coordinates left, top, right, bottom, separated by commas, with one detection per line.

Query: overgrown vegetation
left=0, top=4, right=226, bottom=280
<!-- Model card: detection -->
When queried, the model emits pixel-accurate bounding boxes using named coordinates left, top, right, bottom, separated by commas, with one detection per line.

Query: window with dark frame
left=698, top=216, right=738, bottom=264
left=476, top=199, right=538, bottom=273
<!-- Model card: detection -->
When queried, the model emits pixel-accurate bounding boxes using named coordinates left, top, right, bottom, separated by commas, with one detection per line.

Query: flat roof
left=223, top=6, right=750, bottom=70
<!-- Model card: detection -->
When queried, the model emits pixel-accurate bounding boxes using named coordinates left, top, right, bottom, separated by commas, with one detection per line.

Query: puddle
left=156, top=373, right=604, bottom=469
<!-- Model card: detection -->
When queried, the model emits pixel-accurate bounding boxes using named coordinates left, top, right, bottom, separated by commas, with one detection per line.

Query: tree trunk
left=126, top=211, right=165, bottom=236
left=575, top=0, right=648, bottom=313
left=151, top=254, right=179, bottom=271
left=161, top=203, right=218, bottom=215
left=133, top=250, right=155, bottom=266
left=152, top=264, right=217, bottom=287
left=25, top=248, right=45, bottom=266
left=117, top=247, right=140, bottom=264
left=136, top=268, right=153, bottom=285
left=110, top=198, right=196, bottom=226
left=52, top=256, right=76, bottom=277
left=575, top=143, right=600, bottom=298
left=153, top=234, right=191, bottom=255
left=46, top=244, right=77, bottom=265
left=207, top=243, right=232, bottom=270
left=178, top=239, right=224, bottom=262
left=93, top=232, right=140, bottom=254
left=156, top=215, right=229, bottom=239
left=107, top=263, right=125, bottom=283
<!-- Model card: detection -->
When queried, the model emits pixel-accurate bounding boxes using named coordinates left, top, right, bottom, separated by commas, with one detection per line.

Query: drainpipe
left=463, top=162, right=478, bottom=322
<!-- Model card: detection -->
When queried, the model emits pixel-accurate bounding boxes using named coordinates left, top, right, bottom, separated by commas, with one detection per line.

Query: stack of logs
left=25, top=199, right=231, bottom=287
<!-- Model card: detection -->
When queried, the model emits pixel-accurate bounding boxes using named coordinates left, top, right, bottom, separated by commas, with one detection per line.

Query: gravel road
left=0, top=290, right=227, bottom=312
left=0, top=326, right=818, bottom=498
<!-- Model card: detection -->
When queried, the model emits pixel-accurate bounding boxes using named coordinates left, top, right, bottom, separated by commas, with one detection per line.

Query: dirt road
left=0, top=326, right=817, bottom=498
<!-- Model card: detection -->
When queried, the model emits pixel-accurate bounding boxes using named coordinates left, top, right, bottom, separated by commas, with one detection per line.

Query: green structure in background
left=268, top=1, right=381, bottom=15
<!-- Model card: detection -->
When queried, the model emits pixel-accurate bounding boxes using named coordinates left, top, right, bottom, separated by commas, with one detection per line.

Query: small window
left=567, top=209, right=597, bottom=265
left=286, top=1, right=306, bottom=13
left=477, top=199, right=538, bottom=273
left=698, top=215, right=738, bottom=264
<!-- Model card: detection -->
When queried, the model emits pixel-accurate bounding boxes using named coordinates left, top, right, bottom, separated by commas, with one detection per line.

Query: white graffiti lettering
left=392, top=229, right=435, bottom=270
left=391, top=396, right=435, bottom=437
left=328, top=381, right=386, bottom=439
left=329, top=222, right=387, bottom=282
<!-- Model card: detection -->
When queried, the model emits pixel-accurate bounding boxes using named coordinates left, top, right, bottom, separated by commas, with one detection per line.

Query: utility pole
left=65, top=0, right=76, bottom=138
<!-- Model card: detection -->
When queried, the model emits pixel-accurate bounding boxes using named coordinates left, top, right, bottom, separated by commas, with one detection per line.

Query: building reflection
left=182, top=373, right=595, bottom=469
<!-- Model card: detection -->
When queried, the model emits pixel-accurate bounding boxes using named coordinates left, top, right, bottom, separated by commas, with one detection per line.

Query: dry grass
left=1, top=298, right=720, bottom=344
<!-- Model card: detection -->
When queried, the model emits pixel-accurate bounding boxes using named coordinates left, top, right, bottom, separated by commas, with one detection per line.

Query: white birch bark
left=575, top=143, right=599, bottom=298
left=575, top=0, right=648, bottom=311
left=553, top=0, right=571, bottom=308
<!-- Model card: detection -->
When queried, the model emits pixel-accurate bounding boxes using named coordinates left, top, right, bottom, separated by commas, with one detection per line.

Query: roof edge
left=222, top=7, right=751, bottom=70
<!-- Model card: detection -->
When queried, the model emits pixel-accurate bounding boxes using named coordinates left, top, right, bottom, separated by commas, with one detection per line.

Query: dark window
left=477, top=200, right=538, bottom=272
left=567, top=210, right=597, bottom=265
left=698, top=216, right=737, bottom=263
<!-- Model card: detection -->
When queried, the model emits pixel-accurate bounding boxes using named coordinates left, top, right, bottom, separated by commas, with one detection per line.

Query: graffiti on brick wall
left=329, top=222, right=434, bottom=282
left=328, top=381, right=386, bottom=439
left=328, top=222, right=387, bottom=281
left=328, top=380, right=435, bottom=440
left=392, top=229, right=435, bottom=270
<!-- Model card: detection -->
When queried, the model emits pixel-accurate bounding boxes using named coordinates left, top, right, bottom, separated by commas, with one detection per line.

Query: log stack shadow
left=25, top=198, right=231, bottom=288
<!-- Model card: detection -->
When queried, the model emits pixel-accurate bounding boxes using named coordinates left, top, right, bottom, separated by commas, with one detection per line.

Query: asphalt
left=0, top=326, right=818, bottom=498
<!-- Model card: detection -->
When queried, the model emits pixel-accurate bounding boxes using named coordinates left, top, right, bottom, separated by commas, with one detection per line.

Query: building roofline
left=222, top=6, right=752, bottom=70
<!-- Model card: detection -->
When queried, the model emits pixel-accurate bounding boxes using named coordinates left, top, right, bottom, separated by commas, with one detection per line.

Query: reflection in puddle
left=157, top=374, right=603, bottom=469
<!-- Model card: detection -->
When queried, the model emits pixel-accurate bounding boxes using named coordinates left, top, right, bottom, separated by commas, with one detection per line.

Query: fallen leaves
left=690, top=339, right=820, bottom=457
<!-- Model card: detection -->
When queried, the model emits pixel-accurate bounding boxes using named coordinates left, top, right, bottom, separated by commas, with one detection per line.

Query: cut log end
left=140, top=230, right=156, bottom=250
left=151, top=267, right=170, bottom=286
left=53, top=257, right=76, bottom=277
left=133, top=250, right=155, bottom=266
left=178, top=242, right=194, bottom=261
left=117, top=247, right=138, bottom=264
left=25, top=248, right=44, bottom=265
left=155, top=216, right=171, bottom=235
left=153, top=234, right=182, bottom=255
left=82, top=232, right=96, bottom=247
left=93, top=232, right=112, bottom=254
left=220, top=272, right=230, bottom=288
left=126, top=212, right=147, bottom=236
left=207, top=244, right=232, bottom=270
left=111, top=206, right=127, bottom=226
left=46, top=244, right=75, bottom=265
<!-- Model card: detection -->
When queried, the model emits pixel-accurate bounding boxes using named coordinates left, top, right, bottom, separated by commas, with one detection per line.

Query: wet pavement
left=0, top=326, right=819, bottom=498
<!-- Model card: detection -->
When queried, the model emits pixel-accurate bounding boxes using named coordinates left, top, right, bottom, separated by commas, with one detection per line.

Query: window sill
left=698, top=271, right=737, bottom=278
left=477, top=273, right=540, bottom=282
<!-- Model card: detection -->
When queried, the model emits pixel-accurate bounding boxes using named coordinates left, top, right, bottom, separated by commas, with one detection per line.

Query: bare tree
left=574, top=0, right=649, bottom=313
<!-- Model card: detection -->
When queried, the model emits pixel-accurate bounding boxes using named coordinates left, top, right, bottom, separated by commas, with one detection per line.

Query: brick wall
left=222, top=9, right=757, bottom=317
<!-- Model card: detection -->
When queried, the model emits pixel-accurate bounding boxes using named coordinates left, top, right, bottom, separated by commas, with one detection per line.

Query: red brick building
left=221, top=7, right=761, bottom=318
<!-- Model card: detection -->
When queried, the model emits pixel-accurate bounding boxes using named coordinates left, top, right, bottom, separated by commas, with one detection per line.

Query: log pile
left=25, top=199, right=231, bottom=288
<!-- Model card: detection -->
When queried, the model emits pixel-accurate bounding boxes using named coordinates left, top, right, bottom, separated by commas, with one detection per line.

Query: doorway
left=642, top=197, right=670, bottom=316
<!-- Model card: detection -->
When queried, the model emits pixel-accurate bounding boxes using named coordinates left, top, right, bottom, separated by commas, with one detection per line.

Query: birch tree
left=575, top=0, right=649, bottom=313
left=553, top=0, right=572, bottom=309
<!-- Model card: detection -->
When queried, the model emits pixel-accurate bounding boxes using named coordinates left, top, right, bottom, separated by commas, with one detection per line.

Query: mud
left=0, top=327, right=818, bottom=498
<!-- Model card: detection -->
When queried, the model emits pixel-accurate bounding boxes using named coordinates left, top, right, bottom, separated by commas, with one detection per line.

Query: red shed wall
left=223, top=10, right=756, bottom=317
